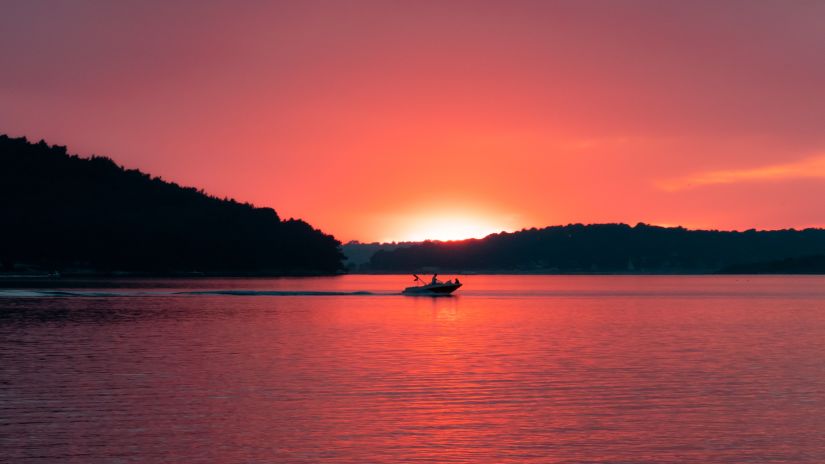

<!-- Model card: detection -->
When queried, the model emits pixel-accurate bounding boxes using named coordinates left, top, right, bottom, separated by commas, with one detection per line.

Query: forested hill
left=366, top=224, right=825, bottom=273
left=0, top=135, right=344, bottom=274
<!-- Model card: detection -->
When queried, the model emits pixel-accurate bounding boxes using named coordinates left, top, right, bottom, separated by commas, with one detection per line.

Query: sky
left=2, top=0, right=825, bottom=242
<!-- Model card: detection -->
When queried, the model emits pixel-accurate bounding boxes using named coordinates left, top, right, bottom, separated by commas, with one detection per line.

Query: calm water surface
left=1, top=275, right=824, bottom=463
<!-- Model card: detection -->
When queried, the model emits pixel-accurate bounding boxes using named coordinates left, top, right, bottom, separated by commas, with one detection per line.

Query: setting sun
left=391, top=214, right=509, bottom=242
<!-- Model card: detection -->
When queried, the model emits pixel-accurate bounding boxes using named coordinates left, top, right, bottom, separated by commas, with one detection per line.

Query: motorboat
left=402, top=274, right=462, bottom=295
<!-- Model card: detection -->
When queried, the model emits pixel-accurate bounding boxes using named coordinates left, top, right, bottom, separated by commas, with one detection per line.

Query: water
left=1, top=275, right=824, bottom=463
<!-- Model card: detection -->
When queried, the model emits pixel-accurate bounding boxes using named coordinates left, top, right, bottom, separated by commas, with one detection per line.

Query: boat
left=402, top=274, right=462, bottom=295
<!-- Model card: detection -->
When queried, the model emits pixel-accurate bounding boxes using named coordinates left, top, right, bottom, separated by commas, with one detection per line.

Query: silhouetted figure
left=431, top=274, right=438, bottom=284
left=455, top=278, right=461, bottom=285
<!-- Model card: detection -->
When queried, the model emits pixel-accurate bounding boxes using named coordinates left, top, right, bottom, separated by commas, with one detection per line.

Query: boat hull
left=402, top=283, right=462, bottom=295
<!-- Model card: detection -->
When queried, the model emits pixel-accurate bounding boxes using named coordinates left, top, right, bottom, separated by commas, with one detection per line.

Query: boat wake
left=0, top=289, right=383, bottom=298
left=179, top=290, right=377, bottom=296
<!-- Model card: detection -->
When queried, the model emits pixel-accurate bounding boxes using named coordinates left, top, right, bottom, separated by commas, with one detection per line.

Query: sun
left=396, top=215, right=506, bottom=242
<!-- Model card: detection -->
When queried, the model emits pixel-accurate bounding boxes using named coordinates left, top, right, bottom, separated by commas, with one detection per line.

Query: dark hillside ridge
left=342, top=241, right=416, bottom=271
left=0, top=135, right=343, bottom=274
left=366, top=224, right=825, bottom=274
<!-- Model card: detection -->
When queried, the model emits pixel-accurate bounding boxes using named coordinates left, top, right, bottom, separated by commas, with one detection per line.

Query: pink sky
left=2, top=1, right=824, bottom=241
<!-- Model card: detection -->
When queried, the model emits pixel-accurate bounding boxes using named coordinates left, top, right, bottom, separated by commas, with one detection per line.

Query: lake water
left=2, top=275, right=825, bottom=463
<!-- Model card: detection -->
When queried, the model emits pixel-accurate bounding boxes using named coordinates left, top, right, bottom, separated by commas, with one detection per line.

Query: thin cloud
left=658, top=155, right=825, bottom=191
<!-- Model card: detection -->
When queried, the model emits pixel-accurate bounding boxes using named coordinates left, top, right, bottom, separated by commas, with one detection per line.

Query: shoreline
left=2, top=270, right=824, bottom=284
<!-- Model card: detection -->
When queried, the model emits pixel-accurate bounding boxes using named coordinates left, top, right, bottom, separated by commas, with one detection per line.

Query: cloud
left=657, top=154, right=825, bottom=191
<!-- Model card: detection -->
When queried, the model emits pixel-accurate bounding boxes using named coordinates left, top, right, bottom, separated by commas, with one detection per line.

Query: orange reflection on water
left=3, top=275, right=825, bottom=462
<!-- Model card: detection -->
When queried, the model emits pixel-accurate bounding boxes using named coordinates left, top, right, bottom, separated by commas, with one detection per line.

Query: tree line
left=366, top=223, right=825, bottom=273
left=0, top=135, right=344, bottom=274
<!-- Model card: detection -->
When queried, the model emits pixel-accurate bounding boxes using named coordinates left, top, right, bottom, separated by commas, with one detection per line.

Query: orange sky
left=2, top=1, right=825, bottom=242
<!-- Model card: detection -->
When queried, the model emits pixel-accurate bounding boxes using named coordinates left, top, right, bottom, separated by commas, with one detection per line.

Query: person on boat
left=431, top=274, right=438, bottom=285
left=455, top=278, right=461, bottom=285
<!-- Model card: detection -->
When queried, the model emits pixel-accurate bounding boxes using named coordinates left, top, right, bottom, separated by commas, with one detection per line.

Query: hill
left=365, top=223, right=825, bottom=274
left=341, top=241, right=415, bottom=271
left=0, top=135, right=343, bottom=274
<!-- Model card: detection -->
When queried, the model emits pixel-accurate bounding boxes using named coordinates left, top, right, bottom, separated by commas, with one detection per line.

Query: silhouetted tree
left=0, top=134, right=344, bottom=274
left=365, top=223, right=825, bottom=273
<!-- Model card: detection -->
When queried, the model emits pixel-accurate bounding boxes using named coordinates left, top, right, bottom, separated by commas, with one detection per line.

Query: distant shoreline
left=0, top=270, right=342, bottom=281
left=2, top=270, right=824, bottom=286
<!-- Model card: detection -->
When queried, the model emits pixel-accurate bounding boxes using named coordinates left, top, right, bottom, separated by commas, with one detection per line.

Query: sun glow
left=392, top=215, right=508, bottom=242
